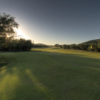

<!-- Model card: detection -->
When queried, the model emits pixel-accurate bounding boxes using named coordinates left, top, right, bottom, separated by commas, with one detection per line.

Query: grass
left=32, top=47, right=100, bottom=59
left=0, top=55, right=7, bottom=69
left=0, top=48, right=100, bottom=100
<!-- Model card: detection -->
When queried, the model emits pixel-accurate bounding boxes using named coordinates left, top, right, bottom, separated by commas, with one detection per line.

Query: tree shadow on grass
left=11, top=69, right=52, bottom=100
left=0, top=56, right=8, bottom=72
left=0, top=52, right=100, bottom=100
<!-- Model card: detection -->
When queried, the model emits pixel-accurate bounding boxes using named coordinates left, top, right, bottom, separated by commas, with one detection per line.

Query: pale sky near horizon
left=0, top=0, right=100, bottom=45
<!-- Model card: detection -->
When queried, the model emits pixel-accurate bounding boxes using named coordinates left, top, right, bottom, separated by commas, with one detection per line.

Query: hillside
left=80, top=39, right=100, bottom=45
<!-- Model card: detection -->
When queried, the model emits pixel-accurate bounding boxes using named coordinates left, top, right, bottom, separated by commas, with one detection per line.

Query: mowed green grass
left=0, top=48, right=100, bottom=100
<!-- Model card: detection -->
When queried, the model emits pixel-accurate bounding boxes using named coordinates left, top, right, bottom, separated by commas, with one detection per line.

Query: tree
left=97, top=40, right=100, bottom=51
left=70, top=44, right=77, bottom=49
left=0, top=13, right=18, bottom=50
left=78, top=44, right=89, bottom=50
left=55, top=44, right=60, bottom=47
left=63, top=44, right=70, bottom=49
left=88, top=43, right=98, bottom=52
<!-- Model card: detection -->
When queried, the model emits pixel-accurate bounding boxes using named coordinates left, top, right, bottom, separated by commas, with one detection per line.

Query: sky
left=0, top=0, right=100, bottom=45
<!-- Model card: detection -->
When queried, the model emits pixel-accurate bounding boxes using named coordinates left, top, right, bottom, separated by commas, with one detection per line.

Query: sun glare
left=14, top=28, right=29, bottom=39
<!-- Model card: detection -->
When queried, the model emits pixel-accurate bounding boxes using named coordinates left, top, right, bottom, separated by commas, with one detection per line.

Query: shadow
left=0, top=57, right=8, bottom=68
left=0, top=51, right=100, bottom=100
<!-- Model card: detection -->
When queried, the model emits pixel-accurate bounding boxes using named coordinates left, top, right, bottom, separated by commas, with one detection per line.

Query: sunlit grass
left=32, top=47, right=100, bottom=59
left=25, top=69, right=47, bottom=93
left=0, top=48, right=100, bottom=100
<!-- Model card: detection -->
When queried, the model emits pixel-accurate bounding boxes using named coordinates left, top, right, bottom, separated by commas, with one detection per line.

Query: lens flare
left=14, top=28, right=29, bottom=39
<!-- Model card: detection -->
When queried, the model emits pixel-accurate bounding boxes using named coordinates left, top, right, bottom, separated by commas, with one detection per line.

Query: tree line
left=0, top=13, right=33, bottom=51
left=55, top=40, right=100, bottom=52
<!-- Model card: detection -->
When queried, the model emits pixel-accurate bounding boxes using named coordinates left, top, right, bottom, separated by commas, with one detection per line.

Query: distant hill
left=80, top=39, right=100, bottom=45
left=34, top=43, right=49, bottom=47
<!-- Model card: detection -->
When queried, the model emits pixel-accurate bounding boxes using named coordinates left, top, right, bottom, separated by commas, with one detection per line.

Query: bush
left=63, top=44, right=70, bottom=49
left=78, top=44, right=89, bottom=50
left=88, top=44, right=98, bottom=52
left=97, top=40, right=100, bottom=51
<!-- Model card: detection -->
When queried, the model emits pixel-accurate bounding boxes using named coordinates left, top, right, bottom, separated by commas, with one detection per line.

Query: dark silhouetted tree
left=97, top=40, right=100, bottom=51
left=63, top=44, right=70, bottom=49
left=88, top=43, right=98, bottom=51
left=0, top=13, right=18, bottom=50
